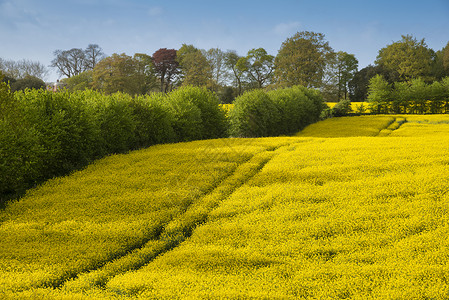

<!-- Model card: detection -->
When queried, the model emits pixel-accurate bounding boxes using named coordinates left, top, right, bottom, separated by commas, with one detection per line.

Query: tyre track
left=60, top=146, right=284, bottom=293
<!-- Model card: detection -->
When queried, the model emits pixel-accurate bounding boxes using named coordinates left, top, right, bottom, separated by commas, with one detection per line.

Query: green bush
left=230, top=86, right=324, bottom=137
left=164, top=86, right=228, bottom=141
left=0, top=82, right=45, bottom=200
left=129, top=95, right=176, bottom=148
left=332, top=99, right=353, bottom=117
left=14, top=89, right=99, bottom=178
left=268, top=87, right=312, bottom=134
left=229, top=89, right=280, bottom=137
left=164, top=90, right=203, bottom=141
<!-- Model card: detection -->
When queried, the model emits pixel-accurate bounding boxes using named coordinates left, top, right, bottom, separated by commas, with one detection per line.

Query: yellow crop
left=326, top=101, right=370, bottom=113
left=2, top=115, right=449, bottom=298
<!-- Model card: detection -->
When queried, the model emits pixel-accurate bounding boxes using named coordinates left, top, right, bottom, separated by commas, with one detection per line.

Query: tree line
left=1, top=32, right=448, bottom=102
left=367, top=75, right=449, bottom=114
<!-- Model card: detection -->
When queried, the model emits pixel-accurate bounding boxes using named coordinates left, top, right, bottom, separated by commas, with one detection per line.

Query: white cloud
left=273, top=21, right=301, bottom=37
left=148, top=6, right=163, bottom=17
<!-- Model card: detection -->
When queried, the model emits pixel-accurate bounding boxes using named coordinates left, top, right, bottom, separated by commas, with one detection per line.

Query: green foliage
left=164, top=86, right=228, bottom=141
left=367, top=76, right=449, bottom=114
left=230, top=86, right=324, bottom=137
left=274, top=31, right=334, bottom=88
left=14, top=90, right=99, bottom=178
left=236, top=48, right=274, bottom=88
left=0, top=86, right=232, bottom=203
left=376, top=35, right=434, bottom=82
left=92, top=53, right=154, bottom=95
left=229, top=89, right=280, bottom=137
left=269, top=86, right=323, bottom=134
left=10, top=75, right=45, bottom=92
left=0, top=82, right=45, bottom=198
left=367, top=74, right=391, bottom=113
left=128, top=95, right=176, bottom=148
left=177, top=45, right=213, bottom=88
left=61, top=70, right=93, bottom=91
left=218, top=86, right=235, bottom=104
left=331, top=99, right=353, bottom=117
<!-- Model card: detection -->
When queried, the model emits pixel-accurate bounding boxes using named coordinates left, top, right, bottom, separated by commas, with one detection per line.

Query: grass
left=2, top=115, right=449, bottom=298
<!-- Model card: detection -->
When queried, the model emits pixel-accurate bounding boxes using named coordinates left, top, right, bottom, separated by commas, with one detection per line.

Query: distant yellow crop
left=2, top=116, right=449, bottom=298
left=326, top=101, right=370, bottom=112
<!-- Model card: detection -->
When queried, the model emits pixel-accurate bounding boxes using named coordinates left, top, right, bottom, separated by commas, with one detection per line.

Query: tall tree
left=274, top=31, right=334, bottom=88
left=133, top=53, right=158, bottom=94
left=51, top=45, right=105, bottom=78
left=376, top=35, right=434, bottom=81
left=84, top=44, right=105, bottom=70
left=204, top=48, right=227, bottom=87
left=51, top=48, right=87, bottom=78
left=152, top=48, right=180, bottom=93
left=177, top=44, right=213, bottom=87
left=236, top=48, right=274, bottom=88
left=335, top=51, right=358, bottom=99
left=224, top=50, right=246, bottom=96
left=443, top=42, right=449, bottom=75
left=92, top=53, right=140, bottom=94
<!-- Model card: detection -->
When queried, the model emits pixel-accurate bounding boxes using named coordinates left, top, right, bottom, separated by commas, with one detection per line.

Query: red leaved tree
left=152, top=48, right=180, bottom=93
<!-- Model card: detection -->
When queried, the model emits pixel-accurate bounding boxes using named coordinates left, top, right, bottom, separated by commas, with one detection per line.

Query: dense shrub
left=129, top=95, right=176, bottom=148
left=269, top=87, right=310, bottom=133
left=0, top=82, right=45, bottom=199
left=0, top=85, right=233, bottom=203
left=229, top=89, right=280, bottom=137
left=10, top=75, right=46, bottom=92
left=164, top=86, right=228, bottom=141
left=14, top=90, right=99, bottom=178
left=332, top=99, right=353, bottom=117
left=230, top=86, right=324, bottom=137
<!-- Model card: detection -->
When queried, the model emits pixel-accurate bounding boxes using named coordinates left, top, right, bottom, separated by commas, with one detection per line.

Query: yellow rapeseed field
left=2, top=115, right=449, bottom=299
left=326, top=101, right=370, bottom=113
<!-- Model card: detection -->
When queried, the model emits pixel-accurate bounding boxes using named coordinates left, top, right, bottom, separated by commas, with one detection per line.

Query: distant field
left=2, top=115, right=449, bottom=298
left=326, top=101, right=370, bottom=112
left=221, top=102, right=371, bottom=114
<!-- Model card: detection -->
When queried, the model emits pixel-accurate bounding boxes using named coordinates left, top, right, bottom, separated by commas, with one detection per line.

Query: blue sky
left=1, top=0, right=448, bottom=81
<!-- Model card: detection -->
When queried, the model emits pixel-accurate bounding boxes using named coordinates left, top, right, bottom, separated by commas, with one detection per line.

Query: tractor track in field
left=56, top=145, right=285, bottom=292
left=376, top=117, right=407, bottom=136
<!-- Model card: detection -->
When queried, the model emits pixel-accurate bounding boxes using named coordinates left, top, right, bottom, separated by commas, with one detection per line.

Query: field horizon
left=2, top=115, right=449, bottom=299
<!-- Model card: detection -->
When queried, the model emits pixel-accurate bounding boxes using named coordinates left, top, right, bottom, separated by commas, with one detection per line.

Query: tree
left=152, top=48, right=180, bottom=93
left=92, top=53, right=141, bottom=94
left=0, top=58, right=49, bottom=80
left=274, top=31, right=334, bottom=88
left=443, top=42, right=449, bottom=75
left=204, top=48, right=227, bottom=88
left=335, top=52, right=358, bottom=99
left=236, top=48, right=274, bottom=88
left=177, top=44, right=213, bottom=87
left=84, top=44, right=105, bottom=70
left=51, top=48, right=87, bottom=78
left=408, top=78, right=428, bottom=114
left=133, top=53, right=158, bottom=94
left=367, top=74, right=391, bottom=113
left=349, top=65, right=399, bottom=102
left=376, top=35, right=434, bottom=81
left=224, top=50, right=245, bottom=96
left=61, top=70, right=93, bottom=91
left=51, top=45, right=105, bottom=78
